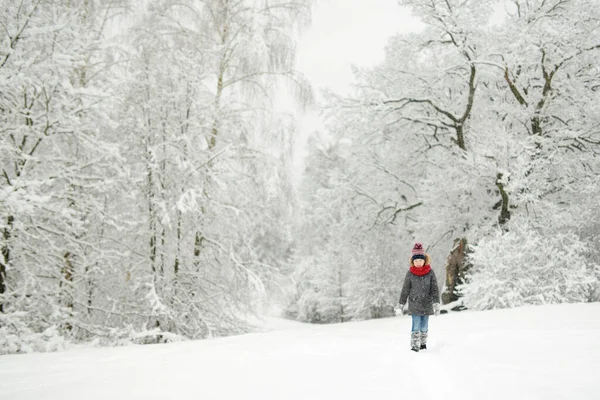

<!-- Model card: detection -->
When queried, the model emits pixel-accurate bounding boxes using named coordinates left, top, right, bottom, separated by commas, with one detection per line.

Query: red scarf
left=410, top=264, right=431, bottom=276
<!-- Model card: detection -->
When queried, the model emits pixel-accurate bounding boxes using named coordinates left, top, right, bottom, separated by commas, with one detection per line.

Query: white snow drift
left=1, top=303, right=599, bottom=400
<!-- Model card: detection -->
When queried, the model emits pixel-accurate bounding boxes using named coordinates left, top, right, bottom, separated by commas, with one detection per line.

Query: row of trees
left=288, top=0, right=600, bottom=322
left=1, top=0, right=311, bottom=354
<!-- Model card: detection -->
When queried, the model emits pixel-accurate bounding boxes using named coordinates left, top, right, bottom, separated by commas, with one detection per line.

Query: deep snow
left=1, top=303, right=599, bottom=400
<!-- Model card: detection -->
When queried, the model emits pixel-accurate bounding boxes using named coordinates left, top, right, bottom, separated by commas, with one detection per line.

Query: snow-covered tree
left=1, top=0, right=312, bottom=354
left=0, top=0, right=132, bottom=352
left=115, top=0, right=311, bottom=338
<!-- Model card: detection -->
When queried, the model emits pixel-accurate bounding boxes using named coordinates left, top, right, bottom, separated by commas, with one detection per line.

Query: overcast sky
left=296, top=0, right=423, bottom=95
left=288, top=0, right=423, bottom=180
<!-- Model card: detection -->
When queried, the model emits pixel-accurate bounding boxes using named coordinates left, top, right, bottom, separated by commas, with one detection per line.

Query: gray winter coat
left=399, top=255, right=440, bottom=316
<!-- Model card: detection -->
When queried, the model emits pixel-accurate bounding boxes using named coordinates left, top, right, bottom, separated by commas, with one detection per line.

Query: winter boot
left=410, top=332, right=420, bottom=352
left=419, top=331, right=428, bottom=350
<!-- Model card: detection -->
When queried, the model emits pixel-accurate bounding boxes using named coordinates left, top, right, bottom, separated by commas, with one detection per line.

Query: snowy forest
left=1, top=0, right=599, bottom=354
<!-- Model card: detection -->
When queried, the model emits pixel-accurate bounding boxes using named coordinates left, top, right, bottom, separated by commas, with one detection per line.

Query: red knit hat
left=411, top=243, right=426, bottom=261
left=412, top=243, right=425, bottom=256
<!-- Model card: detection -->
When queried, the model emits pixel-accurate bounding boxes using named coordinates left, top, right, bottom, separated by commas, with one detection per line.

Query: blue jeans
left=411, top=315, right=429, bottom=333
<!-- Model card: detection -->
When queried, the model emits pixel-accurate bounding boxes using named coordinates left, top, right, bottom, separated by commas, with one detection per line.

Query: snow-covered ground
left=2, top=303, right=599, bottom=400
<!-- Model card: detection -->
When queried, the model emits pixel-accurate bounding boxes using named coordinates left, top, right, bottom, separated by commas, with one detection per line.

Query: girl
left=396, top=243, right=441, bottom=352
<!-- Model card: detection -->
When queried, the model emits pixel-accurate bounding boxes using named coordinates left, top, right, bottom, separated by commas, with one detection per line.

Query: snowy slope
left=1, top=303, right=599, bottom=400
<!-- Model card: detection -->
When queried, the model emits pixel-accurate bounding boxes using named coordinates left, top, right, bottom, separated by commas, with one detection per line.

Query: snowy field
left=1, top=303, right=599, bottom=400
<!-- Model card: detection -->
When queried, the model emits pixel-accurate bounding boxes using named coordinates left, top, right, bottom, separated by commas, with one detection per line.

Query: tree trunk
left=442, top=238, right=470, bottom=307
left=455, top=122, right=466, bottom=151
left=146, top=149, right=157, bottom=278
left=174, top=210, right=181, bottom=277
left=0, top=216, right=13, bottom=313
left=337, top=266, right=345, bottom=322
left=453, top=64, right=476, bottom=152
left=194, top=231, right=203, bottom=258
left=442, top=66, right=476, bottom=306
left=172, top=208, right=182, bottom=308
left=160, top=115, right=168, bottom=276
left=495, top=172, right=511, bottom=227
left=1, top=261, right=6, bottom=313
left=61, top=251, right=74, bottom=331
left=208, top=6, right=230, bottom=151
left=87, top=267, right=94, bottom=316
left=209, top=49, right=227, bottom=150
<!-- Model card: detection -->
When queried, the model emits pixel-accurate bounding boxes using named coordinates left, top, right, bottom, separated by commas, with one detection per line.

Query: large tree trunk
left=442, top=238, right=470, bottom=307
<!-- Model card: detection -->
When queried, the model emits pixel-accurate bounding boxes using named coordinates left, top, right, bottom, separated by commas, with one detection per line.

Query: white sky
left=296, top=0, right=424, bottom=95
left=287, top=0, right=423, bottom=181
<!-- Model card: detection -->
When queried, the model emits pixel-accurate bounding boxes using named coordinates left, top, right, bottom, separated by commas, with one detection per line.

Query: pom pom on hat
left=411, top=243, right=425, bottom=256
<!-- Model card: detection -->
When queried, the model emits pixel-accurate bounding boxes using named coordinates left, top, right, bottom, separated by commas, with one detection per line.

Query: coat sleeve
left=398, top=272, right=411, bottom=306
left=430, top=270, right=440, bottom=304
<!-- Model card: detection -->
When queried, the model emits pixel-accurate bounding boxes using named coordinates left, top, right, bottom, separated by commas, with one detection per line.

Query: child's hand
left=433, top=303, right=440, bottom=316
left=394, top=305, right=403, bottom=316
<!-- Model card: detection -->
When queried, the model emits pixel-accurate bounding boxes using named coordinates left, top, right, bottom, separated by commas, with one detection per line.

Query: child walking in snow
left=396, top=243, right=441, bottom=352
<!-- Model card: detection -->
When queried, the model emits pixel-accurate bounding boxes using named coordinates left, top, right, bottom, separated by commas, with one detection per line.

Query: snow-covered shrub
left=460, top=222, right=598, bottom=310
left=0, top=313, right=71, bottom=355
left=0, top=311, right=190, bottom=355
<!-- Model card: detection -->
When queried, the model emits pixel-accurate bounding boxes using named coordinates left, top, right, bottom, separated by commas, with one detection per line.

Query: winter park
left=1, top=0, right=600, bottom=399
